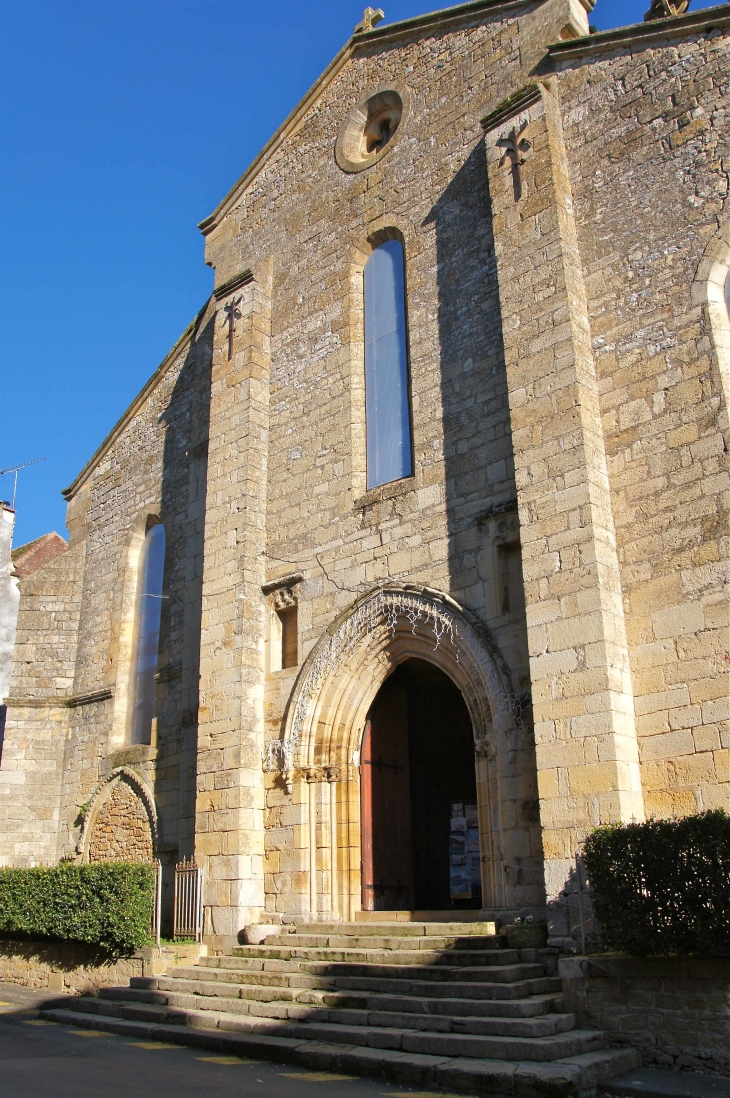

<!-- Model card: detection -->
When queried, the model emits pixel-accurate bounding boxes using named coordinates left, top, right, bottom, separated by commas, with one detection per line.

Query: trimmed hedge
left=0, top=862, right=155, bottom=955
left=583, top=810, right=730, bottom=957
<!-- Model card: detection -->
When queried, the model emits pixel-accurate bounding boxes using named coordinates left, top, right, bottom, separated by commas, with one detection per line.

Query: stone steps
left=291, top=921, right=500, bottom=936
left=38, top=1007, right=641, bottom=1097
left=125, top=978, right=566, bottom=1019
left=229, top=944, right=517, bottom=964
left=197, top=957, right=546, bottom=982
left=253, top=934, right=503, bottom=951
left=98, top=984, right=577, bottom=1037
left=47, top=993, right=606, bottom=1061
left=144, top=969, right=559, bottom=1001
left=39, top=918, right=641, bottom=1095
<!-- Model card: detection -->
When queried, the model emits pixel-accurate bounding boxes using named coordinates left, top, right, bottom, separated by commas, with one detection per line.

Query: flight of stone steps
left=41, top=920, right=639, bottom=1095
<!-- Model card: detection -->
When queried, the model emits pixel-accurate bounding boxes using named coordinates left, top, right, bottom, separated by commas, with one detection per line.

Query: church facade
left=1, top=0, right=728, bottom=950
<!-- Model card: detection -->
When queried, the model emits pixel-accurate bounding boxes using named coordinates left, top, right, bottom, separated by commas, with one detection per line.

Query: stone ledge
left=213, top=269, right=253, bottom=300
left=5, top=696, right=70, bottom=709
left=66, top=688, right=113, bottom=708
left=548, top=4, right=730, bottom=59
left=481, top=84, right=541, bottom=132
left=563, top=954, right=730, bottom=980
left=354, top=477, right=416, bottom=510
left=102, top=745, right=158, bottom=771
left=262, top=573, right=304, bottom=595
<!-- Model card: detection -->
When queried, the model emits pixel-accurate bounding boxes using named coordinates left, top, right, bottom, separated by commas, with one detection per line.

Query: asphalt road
left=0, top=983, right=430, bottom=1098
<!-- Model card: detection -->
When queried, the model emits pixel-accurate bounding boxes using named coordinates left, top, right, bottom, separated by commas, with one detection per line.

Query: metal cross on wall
left=498, top=122, right=531, bottom=202
left=223, top=295, right=242, bottom=360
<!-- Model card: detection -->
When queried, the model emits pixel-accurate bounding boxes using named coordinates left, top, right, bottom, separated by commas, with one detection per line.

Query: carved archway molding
left=266, top=583, right=526, bottom=916
left=76, top=766, right=158, bottom=860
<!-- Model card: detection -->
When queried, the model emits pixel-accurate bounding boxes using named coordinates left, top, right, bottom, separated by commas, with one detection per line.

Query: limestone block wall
left=53, top=310, right=215, bottom=871
left=202, top=6, right=550, bottom=925
left=86, top=777, right=154, bottom=863
left=0, top=505, right=19, bottom=707
left=483, top=83, right=644, bottom=908
left=553, top=25, right=730, bottom=818
left=1, top=307, right=215, bottom=881
left=0, top=539, right=85, bottom=865
left=560, top=955, right=730, bottom=1077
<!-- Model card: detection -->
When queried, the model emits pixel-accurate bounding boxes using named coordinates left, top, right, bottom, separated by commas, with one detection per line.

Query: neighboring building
left=0, top=0, right=728, bottom=950
left=0, top=507, right=67, bottom=764
left=12, top=531, right=69, bottom=580
left=0, top=505, right=20, bottom=751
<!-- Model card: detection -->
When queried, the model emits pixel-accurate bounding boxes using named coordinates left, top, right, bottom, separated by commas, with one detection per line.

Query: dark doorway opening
left=360, top=658, right=479, bottom=911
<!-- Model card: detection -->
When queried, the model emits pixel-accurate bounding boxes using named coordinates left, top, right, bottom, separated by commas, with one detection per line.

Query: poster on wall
left=465, top=803, right=480, bottom=891
left=449, top=802, right=471, bottom=900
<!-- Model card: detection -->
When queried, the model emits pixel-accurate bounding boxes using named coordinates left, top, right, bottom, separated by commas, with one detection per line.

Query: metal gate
left=150, top=859, right=162, bottom=947
left=173, top=857, right=203, bottom=941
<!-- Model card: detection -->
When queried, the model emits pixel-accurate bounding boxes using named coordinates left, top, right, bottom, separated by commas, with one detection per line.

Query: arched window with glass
left=128, top=520, right=166, bottom=745
left=364, top=237, right=413, bottom=489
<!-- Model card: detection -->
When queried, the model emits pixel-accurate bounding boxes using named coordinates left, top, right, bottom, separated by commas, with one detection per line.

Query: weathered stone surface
left=87, top=778, right=153, bottom=863
left=0, top=0, right=726, bottom=943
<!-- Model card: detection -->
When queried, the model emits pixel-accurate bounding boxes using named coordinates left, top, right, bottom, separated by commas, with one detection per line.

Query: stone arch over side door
left=274, top=583, right=530, bottom=920
left=79, top=767, right=157, bottom=863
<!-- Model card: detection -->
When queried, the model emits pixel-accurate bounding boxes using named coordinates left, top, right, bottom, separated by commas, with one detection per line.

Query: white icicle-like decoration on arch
left=264, top=586, right=526, bottom=779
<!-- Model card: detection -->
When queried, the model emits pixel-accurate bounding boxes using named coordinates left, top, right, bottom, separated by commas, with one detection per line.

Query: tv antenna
left=0, top=458, right=46, bottom=511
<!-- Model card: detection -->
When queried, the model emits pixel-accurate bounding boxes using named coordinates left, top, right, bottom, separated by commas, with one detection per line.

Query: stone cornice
left=262, top=572, right=304, bottom=595
left=4, top=688, right=113, bottom=708
left=549, top=3, right=730, bottom=59
left=197, top=0, right=538, bottom=239
left=62, top=300, right=211, bottom=502
left=66, top=688, right=114, bottom=708
left=481, top=83, right=542, bottom=131
left=353, top=0, right=535, bottom=46
left=213, top=268, right=253, bottom=300
left=5, top=696, right=69, bottom=708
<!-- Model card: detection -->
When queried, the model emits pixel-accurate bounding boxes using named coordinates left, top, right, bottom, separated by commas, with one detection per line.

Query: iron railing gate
left=173, top=857, right=203, bottom=941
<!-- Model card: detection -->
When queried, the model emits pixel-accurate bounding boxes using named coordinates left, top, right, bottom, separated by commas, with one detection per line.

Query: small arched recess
left=268, top=584, right=526, bottom=920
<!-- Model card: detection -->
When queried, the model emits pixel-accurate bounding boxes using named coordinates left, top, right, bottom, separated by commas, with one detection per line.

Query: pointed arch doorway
left=276, top=585, right=525, bottom=919
left=360, top=658, right=480, bottom=912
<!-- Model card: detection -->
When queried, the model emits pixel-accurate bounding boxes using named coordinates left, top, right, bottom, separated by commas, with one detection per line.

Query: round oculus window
left=335, top=87, right=409, bottom=173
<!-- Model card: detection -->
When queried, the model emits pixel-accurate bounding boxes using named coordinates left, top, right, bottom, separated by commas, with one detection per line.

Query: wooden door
left=360, top=676, right=413, bottom=911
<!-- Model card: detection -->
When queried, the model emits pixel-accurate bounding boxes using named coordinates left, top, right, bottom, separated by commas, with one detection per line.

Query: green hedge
left=0, top=862, right=155, bottom=955
left=583, top=810, right=730, bottom=957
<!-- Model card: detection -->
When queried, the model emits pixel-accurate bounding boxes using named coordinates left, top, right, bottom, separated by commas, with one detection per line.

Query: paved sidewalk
left=0, top=981, right=433, bottom=1098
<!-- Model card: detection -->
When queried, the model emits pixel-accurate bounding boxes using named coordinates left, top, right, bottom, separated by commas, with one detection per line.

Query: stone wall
left=560, top=955, right=730, bottom=1077
left=0, top=505, right=19, bottom=708
left=0, top=939, right=149, bottom=995
left=2, top=0, right=728, bottom=939
left=554, top=26, right=730, bottom=821
left=0, top=540, right=85, bottom=866
left=87, top=778, right=154, bottom=863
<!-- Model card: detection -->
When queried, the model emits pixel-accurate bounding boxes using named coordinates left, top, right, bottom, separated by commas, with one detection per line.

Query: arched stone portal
left=269, top=584, right=532, bottom=919
left=362, top=658, right=480, bottom=912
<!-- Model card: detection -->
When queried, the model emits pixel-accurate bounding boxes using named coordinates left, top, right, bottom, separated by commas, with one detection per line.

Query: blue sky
left=1, top=0, right=718, bottom=547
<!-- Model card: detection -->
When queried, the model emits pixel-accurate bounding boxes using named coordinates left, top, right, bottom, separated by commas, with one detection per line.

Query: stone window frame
left=346, top=217, right=421, bottom=503
left=263, top=573, right=303, bottom=674
left=108, top=511, right=165, bottom=753
left=335, top=83, right=411, bottom=174
left=692, top=219, right=730, bottom=442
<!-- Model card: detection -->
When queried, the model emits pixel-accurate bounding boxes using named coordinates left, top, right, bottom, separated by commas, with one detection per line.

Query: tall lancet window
left=129, top=521, right=166, bottom=745
left=364, top=238, right=413, bottom=489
